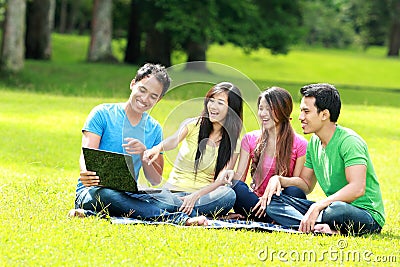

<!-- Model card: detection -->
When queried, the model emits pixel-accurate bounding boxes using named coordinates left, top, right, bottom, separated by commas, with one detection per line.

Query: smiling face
left=128, top=75, right=163, bottom=114
left=207, top=91, right=229, bottom=124
left=258, top=97, right=275, bottom=131
left=299, top=96, right=324, bottom=134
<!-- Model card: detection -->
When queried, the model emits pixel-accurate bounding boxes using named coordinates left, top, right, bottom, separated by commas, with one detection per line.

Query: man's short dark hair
left=134, top=63, right=171, bottom=96
left=300, top=83, right=341, bottom=122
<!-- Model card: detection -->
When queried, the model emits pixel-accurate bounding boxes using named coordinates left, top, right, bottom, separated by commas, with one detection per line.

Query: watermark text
left=257, top=239, right=397, bottom=263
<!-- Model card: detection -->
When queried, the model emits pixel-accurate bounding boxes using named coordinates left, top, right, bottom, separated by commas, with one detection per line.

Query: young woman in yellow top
left=144, top=82, right=243, bottom=217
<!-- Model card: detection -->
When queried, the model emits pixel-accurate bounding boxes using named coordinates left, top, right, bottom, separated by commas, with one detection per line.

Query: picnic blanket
left=111, top=217, right=301, bottom=234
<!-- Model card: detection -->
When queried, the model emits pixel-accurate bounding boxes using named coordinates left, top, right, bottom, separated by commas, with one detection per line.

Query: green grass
left=208, top=43, right=400, bottom=91
left=0, top=34, right=399, bottom=266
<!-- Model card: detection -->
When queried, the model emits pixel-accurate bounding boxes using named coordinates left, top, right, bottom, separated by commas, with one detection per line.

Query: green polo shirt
left=305, top=125, right=385, bottom=227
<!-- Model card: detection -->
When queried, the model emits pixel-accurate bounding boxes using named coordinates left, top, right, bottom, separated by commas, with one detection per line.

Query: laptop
left=82, top=147, right=162, bottom=194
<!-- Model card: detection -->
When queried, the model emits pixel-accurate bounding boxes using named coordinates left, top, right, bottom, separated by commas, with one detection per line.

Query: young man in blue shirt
left=69, top=63, right=207, bottom=226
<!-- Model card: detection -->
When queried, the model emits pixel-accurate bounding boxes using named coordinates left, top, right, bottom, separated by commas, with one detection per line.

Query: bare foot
left=68, top=209, right=86, bottom=218
left=313, top=224, right=338, bottom=235
left=218, top=213, right=245, bottom=220
left=185, top=216, right=208, bottom=226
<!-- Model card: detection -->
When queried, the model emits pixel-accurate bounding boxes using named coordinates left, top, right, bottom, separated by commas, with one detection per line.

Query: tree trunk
left=124, top=0, right=142, bottom=64
left=48, top=0, right=55, bottom=32
left=0, top=0, right=26, bottom=72
left=388, top=22, right=400, bottom=56
left=66, top=0, right=81, bottom=33
left=87, top=0, right=117, bottom=62
left=184, top=41, right=208, bottom=72
left=387, top=1, right=400, bottom=57
left=144, top=28, right=171, bottom=67
left=25, top=0, right=55, bottom=60
left=59, top=0, right=67, bottom=33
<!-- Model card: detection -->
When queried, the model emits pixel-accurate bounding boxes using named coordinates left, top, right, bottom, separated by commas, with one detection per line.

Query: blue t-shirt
left=76, top=103, right=163, bottom=194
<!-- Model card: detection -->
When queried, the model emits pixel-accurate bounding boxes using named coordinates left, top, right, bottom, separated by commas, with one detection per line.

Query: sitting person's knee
left=328, top=201, right=347, bottom=210
left=205, top=186, right=236, bottom=206
left=216, top=184, right=235, bottom=194
left=221, top=186, right=236, bottom=201
left=282, top=186, right=306, bottom=199
left=232, top=180, right=252, bottom=195
left=232, top=180, right=246, bottom=188
left=323, top=201, right=348, bottom=220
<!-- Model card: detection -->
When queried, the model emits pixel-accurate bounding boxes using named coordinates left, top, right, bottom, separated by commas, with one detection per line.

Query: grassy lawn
left=0, top=34, right=399, bottom=266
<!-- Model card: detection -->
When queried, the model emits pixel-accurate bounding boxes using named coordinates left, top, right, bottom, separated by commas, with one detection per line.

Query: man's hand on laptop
left=80, top=170, right=100, bottom=187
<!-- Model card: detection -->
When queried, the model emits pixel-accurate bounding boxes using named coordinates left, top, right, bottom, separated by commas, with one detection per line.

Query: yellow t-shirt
left=166, top=120, right=239, bottom=192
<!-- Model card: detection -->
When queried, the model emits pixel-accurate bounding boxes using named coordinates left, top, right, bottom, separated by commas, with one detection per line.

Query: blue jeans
left=75, top=187, right=190, bottom=225
left=153, top=186, right=236, bottom=217
left=232, top=180, right=306, bottom=223
left=266, top=194, right=382, bottom=235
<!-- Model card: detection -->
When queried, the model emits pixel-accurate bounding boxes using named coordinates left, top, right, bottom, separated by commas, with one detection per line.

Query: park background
left=0, top=1, right=399, bottom=266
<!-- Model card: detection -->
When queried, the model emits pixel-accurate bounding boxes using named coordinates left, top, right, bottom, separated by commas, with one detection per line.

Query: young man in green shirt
left=264, top=83, right=385, bottom=235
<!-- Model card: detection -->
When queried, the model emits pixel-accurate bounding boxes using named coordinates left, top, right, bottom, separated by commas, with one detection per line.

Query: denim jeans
left=232, top=180, right=306, bottom=223
left=152, top=185, right=236, bottom=217
left=75, top=187, right=190, bottom=225
left=266, top=194, right=382, bottom=235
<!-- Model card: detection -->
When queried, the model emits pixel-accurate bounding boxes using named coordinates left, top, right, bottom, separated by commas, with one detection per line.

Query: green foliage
left=0, top=0, right=5, bottom=23
left=144, top=0, right=303, bottom=56
left=53, top=0, right=92, bottom=34
left=155, top=0, right=214, bottom=45
left=112, top=0, right=131, bottom=38
left=298, top=0, right=400, bottom=50
left=252, top=0, right=303, bottom=54
left=300, top=0, right=355, bottom=48
left=348, top=0, right=390, bottom=47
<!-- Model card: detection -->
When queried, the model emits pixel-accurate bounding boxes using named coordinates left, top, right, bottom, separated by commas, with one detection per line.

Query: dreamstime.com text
left=257, top=239, right=397, bottom=263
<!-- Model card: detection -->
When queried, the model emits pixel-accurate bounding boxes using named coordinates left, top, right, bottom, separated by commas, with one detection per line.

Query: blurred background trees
left=25, top=0, right=54, bottom=60
left=0, top=0, right=399, bottom=72
left=0, top=0, right=26, bottom=72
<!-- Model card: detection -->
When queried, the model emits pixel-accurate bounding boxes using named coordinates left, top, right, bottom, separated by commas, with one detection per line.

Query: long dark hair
left=251, top=87, right=294, bottom=178
left=194, top=82, right=243, bottom=180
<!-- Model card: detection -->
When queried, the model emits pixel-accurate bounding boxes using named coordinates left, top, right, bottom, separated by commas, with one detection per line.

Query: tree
left=244, top=0, right=303, bottom=53
left=349, top=0, right=400, bottom=57
left=151, top=0, right=303, bottom=70
left=119, top=0, right=304, bottom=69
left=87, top=0, right=117, bottom=62
left=387, top=0, right=400, bottom=56
left=65, top=0, right=80, bottom=33
left=141, top=1, right=172, bottom=66
left=0, top=0, right=6, bottom=28
left=0, top=0, right=26, bottom=72
left=154, top=0, right=225, bottom=71
left=162, top=0, right=211, bottom=71
left=58, top=0, right=68, bottom=33
left=56, top=0, right=92, bottom=34
left=349, top=0, right=389, bottom=48
left=144, top=27, right=171, bottom=67
left=301, top=0, right=355, bottom=48
left=124, top=0, right=142, bottom=64
left=25, top=0, right=55, bottom=60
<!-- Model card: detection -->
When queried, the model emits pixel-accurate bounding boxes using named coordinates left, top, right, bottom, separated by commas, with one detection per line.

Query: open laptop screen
left=82, top=147, right=138, bottom=193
